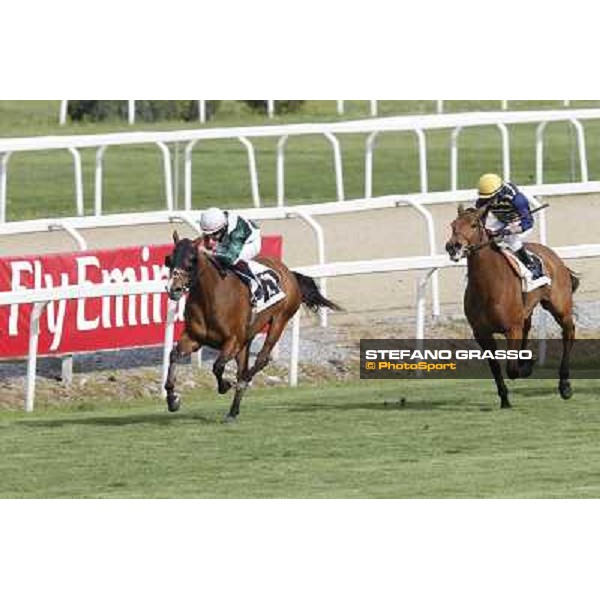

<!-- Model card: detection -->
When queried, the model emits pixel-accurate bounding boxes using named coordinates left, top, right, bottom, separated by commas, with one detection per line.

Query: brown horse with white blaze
left=164, top=231, right=341, bottom=421
left=445, top=206, right=579, bottom=408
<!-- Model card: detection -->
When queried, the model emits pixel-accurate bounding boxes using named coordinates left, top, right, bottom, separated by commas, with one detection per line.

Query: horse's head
left=445, top=205, right=487, bottom=262
left=165, top=230, right=200, bottom=301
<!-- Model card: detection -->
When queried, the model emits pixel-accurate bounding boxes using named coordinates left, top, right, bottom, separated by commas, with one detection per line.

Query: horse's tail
left=292, top=271, right=343, bottom=313
left=568, top=268, right=581, bottom=294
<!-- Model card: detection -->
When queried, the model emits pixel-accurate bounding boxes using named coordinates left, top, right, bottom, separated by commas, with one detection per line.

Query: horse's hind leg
left=225, top=342, right=252, bottom=422
left=244, top=316, right=287, bottom=383
left=165, top=331, right=199, bottom=412
left=518, top=316, right=535, bottom=378
left=476, top=333, right=510, bottom=409
left=542, top=300, right=576, bottom=399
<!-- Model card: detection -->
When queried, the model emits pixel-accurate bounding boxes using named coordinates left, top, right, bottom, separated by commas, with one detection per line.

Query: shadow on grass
left=18, top=410, right=216, bottom=429
left=512, top=382, right=600, bottom=398
left=287, top=399, right=454, bottom=413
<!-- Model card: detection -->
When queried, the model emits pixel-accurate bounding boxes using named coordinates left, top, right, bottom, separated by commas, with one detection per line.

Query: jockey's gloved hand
left=503, top=222, right=523, bottom=235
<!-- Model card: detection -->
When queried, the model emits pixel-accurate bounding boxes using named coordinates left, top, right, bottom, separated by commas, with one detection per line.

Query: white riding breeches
left=236, top=230, right=262, bottom=263
left=485, top=212, right=531, bottom=253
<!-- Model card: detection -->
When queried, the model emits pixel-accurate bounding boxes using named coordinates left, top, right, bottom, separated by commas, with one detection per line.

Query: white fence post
left=414, top=129, right=428, bottom=193
left=198, top=101, right=206, bottom=123
left=94, top=146, right=107, bottom=217
left=267, top=100, right=275, bottom=119
left=238, top=136, right=261, bottom=208
left=184, top=140, right=200, bottom=211
left=68, top=148, right=84, bottom=217
left=535, top=121, right=548, bottom=184
left=156, top=142, right=174, bottom=211
left=323, top=132, right=345, bottom=201
left=276, top=135, right=289, bottom=207
left=59, top=101, right=69, bottom=125
left=287, top=209, right=328, bottom=327
left=25, top=302, right=48, bottom=412
left=0, top=152, right=11, bottom=224
left=370, top=100, right=378, bottom=117
left=364, top=131, right=379, bottom=199
left=128, top=100, right=136, bottom=125
left=496, top=123, right=511, bottom=182
left=289, top=310, right=301, bottom=386
left=569, top=118, right=589, bottom=182
left=337, top=100, right=345, bottom=115
left=450, top=126, right=462, bottom=191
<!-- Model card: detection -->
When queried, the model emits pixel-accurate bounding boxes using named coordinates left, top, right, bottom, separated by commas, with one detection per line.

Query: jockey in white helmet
left=199, top=207, right=264, bottom=305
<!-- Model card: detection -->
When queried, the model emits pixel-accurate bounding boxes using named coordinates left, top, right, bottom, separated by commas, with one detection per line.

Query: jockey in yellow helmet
left=476, top=173, right=544, bottom=280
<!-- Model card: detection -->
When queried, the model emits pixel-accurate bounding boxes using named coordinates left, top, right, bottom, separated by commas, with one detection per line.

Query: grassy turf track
left=2, top=100, right=600, bottom=221
left=1, top=378, right=600, bottom=498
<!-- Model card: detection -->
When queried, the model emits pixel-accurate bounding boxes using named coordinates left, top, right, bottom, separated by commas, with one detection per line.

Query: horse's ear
left=475, top=206, right=487, bottom=220
left=192, top=236, right=203, bottom=247
left=457, top=204, right=465, bottom=216
left=172, top=230, right=180, bottom=244
left=164, top=255, right=172, bottom=268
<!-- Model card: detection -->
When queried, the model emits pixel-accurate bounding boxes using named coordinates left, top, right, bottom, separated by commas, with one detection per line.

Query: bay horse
left=163, top=231, right=341, bottom=421
left=445, top=206, right=579, bottom=408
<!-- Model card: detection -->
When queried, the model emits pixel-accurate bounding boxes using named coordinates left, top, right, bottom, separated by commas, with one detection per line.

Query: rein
left=464, top=218, right=495, bottom=256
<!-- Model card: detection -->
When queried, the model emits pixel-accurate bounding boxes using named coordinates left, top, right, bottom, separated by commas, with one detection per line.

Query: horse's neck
left=191, top=254, right=222, bottom=302
left=467, top=244, right=507, bottom=291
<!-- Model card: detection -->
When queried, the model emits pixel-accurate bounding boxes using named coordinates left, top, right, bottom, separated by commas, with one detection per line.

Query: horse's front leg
left=476, top=333, right=510, bottom=409
left=165, top=331, right=199, bottom=412
left=213, top=337, right=242, bottom=395
left=506, top=327, right=525, bottom=381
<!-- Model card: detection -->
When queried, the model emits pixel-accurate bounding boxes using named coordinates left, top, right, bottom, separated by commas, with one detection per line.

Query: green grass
left=2, top=100, right=600, bottom=220
left=2, top=378, right=600, bottom=498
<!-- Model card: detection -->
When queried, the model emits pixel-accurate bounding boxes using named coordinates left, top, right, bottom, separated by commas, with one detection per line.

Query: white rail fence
left=1, top=181, right=598, bottom=334
left=2, top=242, right=600, bottom=411
left=3, top=108, right=600, bottom=222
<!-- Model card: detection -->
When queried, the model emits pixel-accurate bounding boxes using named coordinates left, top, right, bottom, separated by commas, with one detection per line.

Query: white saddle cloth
left=500, top=249, right=552, bottom=293
left=247, top=260, right=286, bottom=313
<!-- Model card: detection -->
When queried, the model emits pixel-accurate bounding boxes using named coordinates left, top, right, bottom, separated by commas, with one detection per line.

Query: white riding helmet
left=200, top=207, right=227, bottom=234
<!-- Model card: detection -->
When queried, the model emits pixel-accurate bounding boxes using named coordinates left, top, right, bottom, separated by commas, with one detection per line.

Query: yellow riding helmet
left=477, top=173, right=503, bottom=199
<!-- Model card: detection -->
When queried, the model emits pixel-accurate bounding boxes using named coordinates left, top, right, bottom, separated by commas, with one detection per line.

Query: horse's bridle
left=166, top=245, right=200, bottom=300
left=461, top=214, right=495, bottom=257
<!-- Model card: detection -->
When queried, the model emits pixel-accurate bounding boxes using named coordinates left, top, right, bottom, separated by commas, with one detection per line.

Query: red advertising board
left=0, top=236, right=282, bottom=359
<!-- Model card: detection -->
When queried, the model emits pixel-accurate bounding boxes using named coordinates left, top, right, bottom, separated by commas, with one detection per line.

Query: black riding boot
left=235, top=261, right=264, bottom=305
left=515, top=247, right=542, bottom=279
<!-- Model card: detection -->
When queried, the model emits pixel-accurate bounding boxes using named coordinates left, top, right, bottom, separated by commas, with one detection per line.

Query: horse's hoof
left=519, top=359, right=535, bottom=379
left=167, top=394, right=181, bottom=412
left=559, top=381, right=573, bottom=400
left=218, top=380, right=233, bottom=395
left=500, top=399, right=512, bottom=409
left=223, top=414, right=237, bottom=424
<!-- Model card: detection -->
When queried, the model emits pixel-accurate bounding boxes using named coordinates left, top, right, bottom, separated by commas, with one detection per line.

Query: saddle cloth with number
left=245, top=260, right=286, bottom=312
left=500, top=249, right=551, bottom=293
